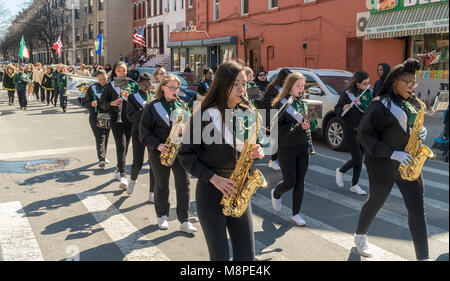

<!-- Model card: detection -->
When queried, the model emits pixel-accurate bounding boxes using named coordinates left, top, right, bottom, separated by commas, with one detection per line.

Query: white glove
left=391, top=151, right=413, bottom=166
left=418, top=127, right=427, bottom=141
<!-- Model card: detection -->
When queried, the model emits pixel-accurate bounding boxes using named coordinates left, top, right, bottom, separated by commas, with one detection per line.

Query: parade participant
left=262, top=68, right=292, bottom=170
left=152, top=67, right=167, bottom=89
left=68, top=65, right=76, bottom=74
left=140, top=74, right=196, bottom=233
left=100, top=61, right=140, bottom=189
left=270, top=72, right=317, bottom=226
left=197, top=68, right=213, bottom=96
left=243, top=67, right=261, bottom=105
left=51, top=64, right=62, bottom=106
left=82, top=70, right=111, bottom=168
left=25, top=64, right=34, bottom=101
left=354, top=58, right=430, bottom=261
left=126, top=73, right=155, bottom=202
left=77, top=64, right=91, bottom=76
left=127, top=63, right=140, bottom=82
left=57, top=65, right=69, bottom=113
left=179, top=61, right=265, bottom=260
left=42, top=66, right=54, bottom=106
left=13, top=65, right=30, bottom=110
left=373, top=63, right=391, bottom=97
left=2, top=64, right=16, bottom=106
left=32, top=63, right=44, bottom=102
left=334, top=70, right=373, bottom=195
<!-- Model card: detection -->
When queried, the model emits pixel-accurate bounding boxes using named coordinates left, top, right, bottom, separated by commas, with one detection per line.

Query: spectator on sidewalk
left=197, top=68, right=213, bottom=96
left=373, top=63, right=391, bottom=97
left=254, top=70, right=270, bottom=93
left=128, top=63, right=140, bottom=82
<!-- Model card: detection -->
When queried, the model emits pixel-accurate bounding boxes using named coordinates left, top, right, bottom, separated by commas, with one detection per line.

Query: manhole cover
left=0, top=159, right=70, bottom=174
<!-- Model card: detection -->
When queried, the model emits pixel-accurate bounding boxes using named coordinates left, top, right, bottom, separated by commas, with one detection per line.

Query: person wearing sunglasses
left=254, top=70, right=269, bottom=93
left=354, top=58, right=430, bottom=261
left=197, top=68, right=213, bottom=96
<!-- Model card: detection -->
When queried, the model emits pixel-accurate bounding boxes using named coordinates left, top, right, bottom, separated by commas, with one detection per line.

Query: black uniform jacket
left=335, top=91, right=364, bottom=129
left=275, top=100, right=310, bottom=147
left=82, top=83, right=106, bottom=117
left=127, top=90, right=149, bottom=129
left=99, top=81, right=139, bottom=123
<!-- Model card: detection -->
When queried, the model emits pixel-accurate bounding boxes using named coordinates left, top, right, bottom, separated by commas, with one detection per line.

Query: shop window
left=412, top=33, right=449, bottom=79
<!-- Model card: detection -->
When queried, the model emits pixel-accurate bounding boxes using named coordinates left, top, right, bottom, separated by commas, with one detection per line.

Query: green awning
left=365, top=3, right=449, bottom=39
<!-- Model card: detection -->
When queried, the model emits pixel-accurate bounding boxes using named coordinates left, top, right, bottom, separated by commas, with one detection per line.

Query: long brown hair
left=272, top=72, right=306, bottom=107
left=154, top=74, right=181, bottom=100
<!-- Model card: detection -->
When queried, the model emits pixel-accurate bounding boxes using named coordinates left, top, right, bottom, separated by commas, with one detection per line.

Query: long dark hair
left=378, top=58, right=420, bottom=98
left=267, top=68, right=292, bottom=91
left=110, top=61, right=128, bottom=81
left=347, top=70, right=369, bottom=93
left=200, top=61, right=244, bottom=119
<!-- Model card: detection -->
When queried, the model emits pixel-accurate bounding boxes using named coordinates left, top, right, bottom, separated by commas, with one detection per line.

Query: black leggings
left=196, top=179, right=255, bottom=261
left=130, top=126, right=155, bottom=193
left=89, top=115, right=110, bottom=162
left=8, top=91, right=15, bottom=104
left=340, top=127, right=364, bottom=186
left=40, top=87, right=46, bottom=102
left=149, top=150, right=190, bottom=222
left=274, top=144, right=309, bottom=216
left=46, top=90, right=53, bottom=105
left=53, top=89, right=59, bottom=106
left=356, top=158, right=429, bottom=260
left=33, top=82, right=40, bottom=100
left=111, top=120, right=132, bottom=177
left=17, top=90, right=27, bottom=108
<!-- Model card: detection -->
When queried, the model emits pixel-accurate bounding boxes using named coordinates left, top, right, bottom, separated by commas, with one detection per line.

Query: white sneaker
left=113, top=170, right=121, bottom=181
left=180, top=221, right=197, bottom=233
left=290, top=214, right=306, bottom=226
left=98, top=161, right=106, bottom=169
left=148, top=192, right=155, bottom=203
left=119, top=177, right=128, bottom=190
left=105, top=159, right=110, bottom=164
left=127, top=180, right=137, bottom=195
left=354, top=234, right=373, bottom=258
left=271, top=189, right=282, bottom=212
left=350, top=184, right=367, bottom=195
left=336, top=168, right=344, bottom=188
left=158, top=216, right=169, bottom=230
left=268, top=160, right=281, bottom=171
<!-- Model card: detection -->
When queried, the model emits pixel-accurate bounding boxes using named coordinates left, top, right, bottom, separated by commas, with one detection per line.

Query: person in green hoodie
left=13, top=65, right=31, bottom=110
left=51, top=64, right=61, bottom=107
left=42, top=66, right=54, bottom=106
left=57, top=65, right=69, bottom=113
left=2, top=64, right=16, bottom=106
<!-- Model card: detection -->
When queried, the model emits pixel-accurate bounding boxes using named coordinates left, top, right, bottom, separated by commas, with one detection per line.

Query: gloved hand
left=418, top=127, right=427, bottom=141
left=391, top=151, right=413, bottom=166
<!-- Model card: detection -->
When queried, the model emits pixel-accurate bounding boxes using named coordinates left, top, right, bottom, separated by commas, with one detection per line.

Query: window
left=154, top=0, right=157, bottom=16
left=98, top=21, right=104, bottom=35
left=213, top=0, right=219, bottom=21
left=189, top=0, right=193, bottom=8
left=88, top=24, right=93, bottom=39
left=89, top=0, right=93, bottom=14
left=138, top=3, right=141, bottom=18
left=89, top=49, right=94, bottom=65
left=133, top=4, right=137, bottom=20
left=98, top=0, right=104, bottom=10
left=269, top=0, right=278, bottom=9
left=75, top=28, right=80, bottom=41
left=174, top=0, right=177, bottom=11
left=75, top=8, right=80, bottom=19
left=83, top=26, right=87, bottom=40
left=181, top=0, right=184, bottom=9
left=242, top=0, right=248, bottom=15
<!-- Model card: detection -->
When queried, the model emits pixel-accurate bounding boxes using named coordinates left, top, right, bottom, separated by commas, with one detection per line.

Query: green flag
left=19, top=36, right=30, bottom=60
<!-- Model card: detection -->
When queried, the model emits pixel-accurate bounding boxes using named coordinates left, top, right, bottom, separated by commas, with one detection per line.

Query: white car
left=267, top=67, right=353, bottom=151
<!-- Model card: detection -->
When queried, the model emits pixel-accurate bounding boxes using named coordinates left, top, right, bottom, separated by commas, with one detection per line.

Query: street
left=0, top=90, right=448, bottom=262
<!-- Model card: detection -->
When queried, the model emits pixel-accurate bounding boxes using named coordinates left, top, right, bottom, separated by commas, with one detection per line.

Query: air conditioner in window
left=356, top=11, right=370, bottom=37
left=181, top=27, right=187, bottom=32
left=188, top=25, right=196, bottom=31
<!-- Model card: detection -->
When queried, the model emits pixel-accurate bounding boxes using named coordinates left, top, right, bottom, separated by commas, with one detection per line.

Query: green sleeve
left=405, top=101, right=418, bottom=129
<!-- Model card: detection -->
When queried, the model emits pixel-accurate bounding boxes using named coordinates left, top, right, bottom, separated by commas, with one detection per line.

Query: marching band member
left=3, top=64, right=16, bottom=106
left=25, top=64, right=34, bottom=101
left=270, top=72, right=317, bottom=226
left=42, top=66, right=54, bottom=106
left=140, top=74, right=196, bottom=233
left=179, top=61, right=264, bottom=261
left=100, top=61, right=140, bottom=189
left=56, top=65, right=68, bottom=113
left=126, top=72, right=155, bottom=203
left=152, top=67, right=167, bottom=89
left=354, top=58, right=430, bottom=261
left=51, top=64, right=61, bottom=107
left=334, top=70, right=373, bottom=195
left=82, top=70, right=111, bottom=168
left=13, top=65, right=30, bottom=110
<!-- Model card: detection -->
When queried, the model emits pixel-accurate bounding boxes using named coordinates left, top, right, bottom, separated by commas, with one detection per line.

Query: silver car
left=267, top=67, right=352, bottom=151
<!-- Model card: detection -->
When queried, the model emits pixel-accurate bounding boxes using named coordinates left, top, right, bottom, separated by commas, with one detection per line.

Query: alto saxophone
left=399, top=94, right=435, bottom=181
left=160, top=98, right=188, bottom=167
left=220, top=96, right=268, bottom=218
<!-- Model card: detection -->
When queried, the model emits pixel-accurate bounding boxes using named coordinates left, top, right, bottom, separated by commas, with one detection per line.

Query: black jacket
left=373, top=63, right=391, bottom=97
left=335, top=91, right=364, bottom=129
left=99, top=80, right=140, bottom=123
left=127, top=90, right=150, bottom=129
left=274, top=101, right=310, bottom=147
left=197, top=79, right=211, bottom=96
left=254, top=79, right=269, bottom=93
left=82, top=83, right=107, bottom=117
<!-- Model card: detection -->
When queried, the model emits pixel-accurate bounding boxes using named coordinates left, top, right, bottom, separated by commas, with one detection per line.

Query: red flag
left=52, top=36, right=63, bottom=57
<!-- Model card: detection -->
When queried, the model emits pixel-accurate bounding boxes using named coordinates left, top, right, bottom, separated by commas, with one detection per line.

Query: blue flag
left=95, top=34, right=103, bottom=55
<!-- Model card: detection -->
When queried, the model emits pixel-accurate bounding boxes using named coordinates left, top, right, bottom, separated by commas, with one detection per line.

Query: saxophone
left=220, top=96, right=268, bottom=218
left=160, top=99, right=189, bottom=167
left=399, top=94, right=435, bottom=181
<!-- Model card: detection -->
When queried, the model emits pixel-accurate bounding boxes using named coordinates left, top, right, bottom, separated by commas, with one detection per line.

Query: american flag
left=52, top=36, right=63, bottom=57
left=133, top=27, right=146, bottom=48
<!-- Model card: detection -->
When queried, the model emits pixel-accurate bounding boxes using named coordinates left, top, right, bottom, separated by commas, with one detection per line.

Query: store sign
left=365, top=17, right=449, bottom=35
left=370, top=0, right=448, bottom=13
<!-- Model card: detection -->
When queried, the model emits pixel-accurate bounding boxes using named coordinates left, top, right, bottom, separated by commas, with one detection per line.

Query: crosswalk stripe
left=299, top=180, right=449, bottom=244
left=315, top=153, right=449, bottom=191
left=422, top=166, right=449, bottom=176
left=251, top=193, right=408, bottom=261
left=0, top=201, right=44, bottom=261
left=309, top=165, right=449, bottom=212
left=77, top=191, right=170, bottom=261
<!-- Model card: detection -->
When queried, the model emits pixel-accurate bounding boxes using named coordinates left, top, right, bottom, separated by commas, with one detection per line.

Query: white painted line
left=309, top=165, right=449, bottom=212
left=0, top=147, right=93, bottom=160
left=0, top=201, right=44, bottom=261
left=251, top=193, right=408, bottom=261
left=77, top=191, right=170, bottom=261
left=422, top=166, right=449, bottom=177
left=315, top=153, right=449, bottom=191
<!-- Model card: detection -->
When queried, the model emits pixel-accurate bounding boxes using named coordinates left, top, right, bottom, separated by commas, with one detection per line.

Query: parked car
left=135, top=67, right=157, bottom=76
left=267, top=67, right=352, bottom=151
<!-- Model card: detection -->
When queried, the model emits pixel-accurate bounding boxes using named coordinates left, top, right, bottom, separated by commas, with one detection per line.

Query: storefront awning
left=365, top=3, right=449, bottom=39
left=167, top=36, right=237, bottom=48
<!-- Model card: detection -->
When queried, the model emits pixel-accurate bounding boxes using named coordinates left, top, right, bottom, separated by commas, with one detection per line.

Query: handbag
left=96, top=113, right=111, bottom=129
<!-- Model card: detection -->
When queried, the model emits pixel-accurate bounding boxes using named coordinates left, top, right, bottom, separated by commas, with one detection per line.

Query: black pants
left=110, top=120, right=132, bottom=176
left=148, top=150, right=189, bottom=223
left=33, top=82, right=40, bottom=100
left=271, top=152, right=277, bottom=161
left=40, top=87, right=46, bottom=102
left=17, top=90, right=27, bottom=108
left=274, top=144, right=309, bottom=216
left=46, top=90, right=53, bottom=105
left=131, top=127, right=155, bottom=193
left=355, top=157, right=429, bottom=260
left=89, top=115, right=110, bottom=162
left=8, top=90, right=15, bottom=104
left=340, top=127, right=365, bottom=186
left=52, top=89, right=59, bottom=106
left=196, top=179, right=255, bottom=261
